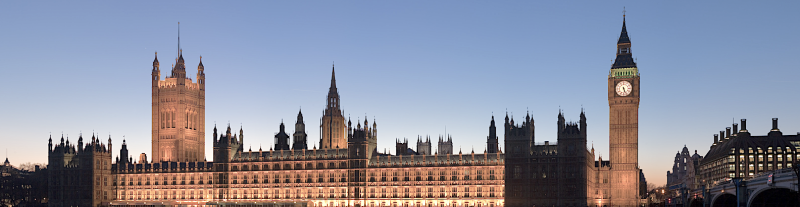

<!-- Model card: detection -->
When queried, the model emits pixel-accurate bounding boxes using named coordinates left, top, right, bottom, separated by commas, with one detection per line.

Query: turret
left=197, top=56, right=205, bottom=88
left=239, top=126, right=244, bottom=146
left=172, top=52, right=187, bottom=80
left=226, top=124, right=232, bottom=142
left=372, top=119, right=377, bottom=138
left=293, top=110, right=308, bottom=150
left=275, top=122, right=290, bottom=150
left=48, top=135, right=53, bottom=151
left=77, top=134, right=83, bottom=152
left=119, top=139, right=129, bottom=165
left=152, top=52, right=160, bottom=84
left=580, top=109, right=587, bottom=138
left=504, top=112, right=509, bottom=128
left=487, top=115, right=499, bottom=153
left=557, top=111, right=565, bottom=132
left=213, top=125, right=218, bottom=142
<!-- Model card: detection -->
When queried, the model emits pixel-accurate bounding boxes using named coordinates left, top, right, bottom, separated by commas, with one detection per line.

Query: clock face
left=616, top=81, right=632, bottom=96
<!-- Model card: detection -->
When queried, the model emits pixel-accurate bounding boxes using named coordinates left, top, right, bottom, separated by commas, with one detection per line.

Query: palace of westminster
left=46, top=18, right=645, bottom=207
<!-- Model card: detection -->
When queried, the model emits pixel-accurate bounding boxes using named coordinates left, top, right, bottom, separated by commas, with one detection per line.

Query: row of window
left=117, top=186, right=502, bottom=201
left=231, top=162, right=348, bottom=171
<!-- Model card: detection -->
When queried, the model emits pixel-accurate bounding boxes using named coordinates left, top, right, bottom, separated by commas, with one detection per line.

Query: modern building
left=698, top=118, right=800, bottom=187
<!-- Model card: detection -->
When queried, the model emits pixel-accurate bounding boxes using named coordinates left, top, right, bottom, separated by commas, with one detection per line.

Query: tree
left=17, top=162, right=46, bottom=172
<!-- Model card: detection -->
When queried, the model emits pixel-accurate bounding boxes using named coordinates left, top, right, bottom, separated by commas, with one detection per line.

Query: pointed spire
left=198, top=56, right=204, bottom=69
left=618, top=16, right=630, bottom=44
left=330, top=63, right=337, bottom=90
left=612, top=14, right=636, bottom=69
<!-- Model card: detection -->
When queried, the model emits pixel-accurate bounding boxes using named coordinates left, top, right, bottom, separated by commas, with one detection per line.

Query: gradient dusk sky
left=1, top=1, right=798, bottom=186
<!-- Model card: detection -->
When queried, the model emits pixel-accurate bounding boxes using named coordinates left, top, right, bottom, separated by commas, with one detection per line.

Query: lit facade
left=698, top=118, right=800, bottom=187
left=46, top=17, right=648, bottom=207
left=95, top=61, right=505, bottom=207
left=151, top=52, right=206, bottom=162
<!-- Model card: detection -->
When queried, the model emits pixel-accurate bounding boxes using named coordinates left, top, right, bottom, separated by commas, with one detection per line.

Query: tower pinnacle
left=612, top=15, right=636, bottom=69
left=330, top=64, right=337, bottom=91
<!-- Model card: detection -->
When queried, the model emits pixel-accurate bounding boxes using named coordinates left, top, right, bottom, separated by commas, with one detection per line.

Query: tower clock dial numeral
left=615, top=81, right=632, bottom=96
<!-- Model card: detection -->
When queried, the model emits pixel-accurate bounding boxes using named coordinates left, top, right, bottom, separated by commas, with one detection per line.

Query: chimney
left=772, top=118, right=779, bottom=131
left=726, top=127, right=731, bottom=138
left=732, top=124, right=738, bottom=135
left=740, top=119, right=747, bottom=132
left=720, top=131, right=726, bottom=141
left=544, top=141, right=549, bottom=146
left=713, top=134, right=718, bottom=144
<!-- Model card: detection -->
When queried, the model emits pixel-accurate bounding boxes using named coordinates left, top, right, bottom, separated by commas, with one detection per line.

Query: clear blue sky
left=1, top=1, right=798, bottom=186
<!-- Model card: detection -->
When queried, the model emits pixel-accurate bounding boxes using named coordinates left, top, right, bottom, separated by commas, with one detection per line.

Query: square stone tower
left=607, top=16, right=641, bottom=206
left=151, top=52, right=206, bottom=162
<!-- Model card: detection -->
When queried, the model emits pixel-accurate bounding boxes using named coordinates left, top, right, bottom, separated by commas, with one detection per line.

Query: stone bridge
left=689, top=168, right=799, bottom=207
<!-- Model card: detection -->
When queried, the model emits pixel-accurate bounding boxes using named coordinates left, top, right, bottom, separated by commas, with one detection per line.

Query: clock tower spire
left=607, top=15, right=640, bottom=206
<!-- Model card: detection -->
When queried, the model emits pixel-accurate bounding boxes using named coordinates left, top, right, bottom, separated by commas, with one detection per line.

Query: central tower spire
left=320, top=64, right=347, bottom=149
left=330, top=63, right=337, bottom=91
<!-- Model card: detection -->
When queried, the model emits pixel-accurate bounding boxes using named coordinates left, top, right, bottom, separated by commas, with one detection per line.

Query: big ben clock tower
left=608, top=16, right=640, bottom=206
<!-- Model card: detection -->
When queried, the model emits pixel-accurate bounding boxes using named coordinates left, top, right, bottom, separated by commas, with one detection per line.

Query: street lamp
left=793, top=161, right=800, bottom=207
left=732, top=177, right=744, bottom=207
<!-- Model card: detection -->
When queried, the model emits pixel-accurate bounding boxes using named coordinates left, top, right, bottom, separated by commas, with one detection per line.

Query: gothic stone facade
left=151, top=52, right=206, bottom=162
left=47, top=17, right=645, bottom=207
left=47, top=134, right=113, bottom=207
left=503, top=17, right=642, bottom=207
left=111, top=124, right=505, bottom=207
